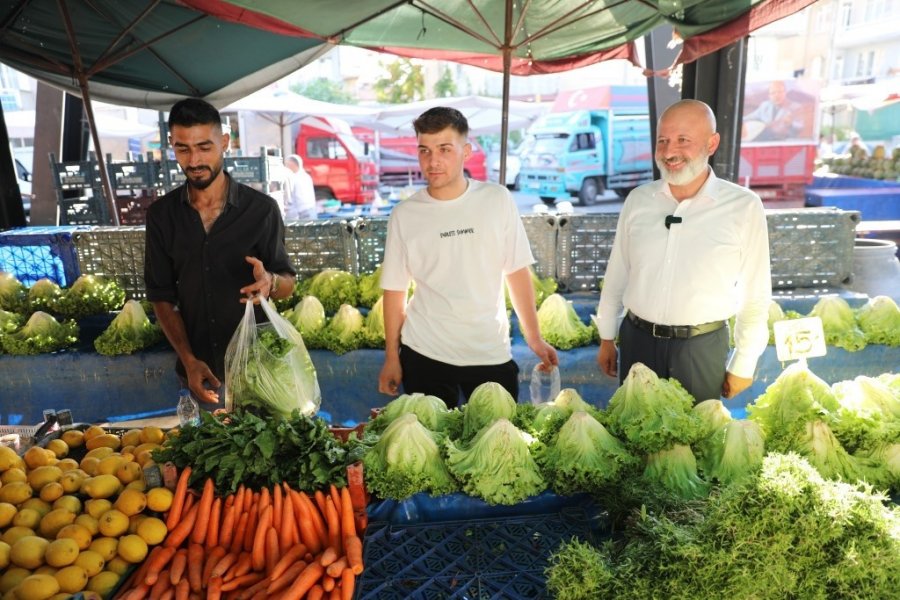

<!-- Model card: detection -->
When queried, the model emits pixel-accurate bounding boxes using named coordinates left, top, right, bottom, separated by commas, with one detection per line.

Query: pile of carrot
left=114, top=466, right=368, bottom=600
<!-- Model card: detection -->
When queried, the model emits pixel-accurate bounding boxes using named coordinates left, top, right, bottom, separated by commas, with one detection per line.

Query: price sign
left=773, top=317, right=827, bottom=362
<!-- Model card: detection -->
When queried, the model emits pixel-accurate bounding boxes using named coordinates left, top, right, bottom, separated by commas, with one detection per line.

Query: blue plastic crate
left=356, top=500, right=607, bottom=600
left=0, top=227, right=87, bottom=286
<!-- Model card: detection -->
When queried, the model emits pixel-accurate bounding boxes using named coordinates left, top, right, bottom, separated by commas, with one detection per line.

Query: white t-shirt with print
left=380, top=179, right=534, bottom=366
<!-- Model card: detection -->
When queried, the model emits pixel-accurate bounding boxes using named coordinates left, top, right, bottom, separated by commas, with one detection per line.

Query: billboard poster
left=741, top=79, right=819, bottom=146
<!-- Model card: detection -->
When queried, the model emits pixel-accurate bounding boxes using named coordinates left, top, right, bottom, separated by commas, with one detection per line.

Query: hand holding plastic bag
left=225, top=298, right=321, bottom=417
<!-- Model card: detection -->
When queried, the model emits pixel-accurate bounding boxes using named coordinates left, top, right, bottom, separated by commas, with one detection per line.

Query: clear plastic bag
left=224, top=298, right=321, bottom=417
left=529, top=364, right=561, bottom=405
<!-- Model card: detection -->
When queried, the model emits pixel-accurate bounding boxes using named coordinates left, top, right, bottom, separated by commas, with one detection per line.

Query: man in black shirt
left=145, top=98, right=296, bottom=405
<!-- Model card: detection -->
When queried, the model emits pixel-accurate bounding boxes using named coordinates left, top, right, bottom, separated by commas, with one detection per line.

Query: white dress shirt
left=597, top=168, right=771, bottom=378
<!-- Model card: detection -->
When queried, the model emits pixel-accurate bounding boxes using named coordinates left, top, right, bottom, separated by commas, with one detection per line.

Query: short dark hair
left=413, top=107, right=468, bottom=138
left=168, top=98, right=222, bottom=131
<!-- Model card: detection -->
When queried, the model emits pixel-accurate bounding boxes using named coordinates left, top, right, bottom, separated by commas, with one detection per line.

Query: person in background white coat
left=283, top=154, right=317, bottom=221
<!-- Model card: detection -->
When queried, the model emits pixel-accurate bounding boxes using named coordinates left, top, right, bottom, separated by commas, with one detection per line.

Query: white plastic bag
left=224, top=298, right=321, bottom=417
left=529, top=364, right=561, bottom=405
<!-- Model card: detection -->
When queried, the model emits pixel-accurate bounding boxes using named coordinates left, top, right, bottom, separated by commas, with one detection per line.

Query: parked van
left=295, top=117, right=378, bottom=204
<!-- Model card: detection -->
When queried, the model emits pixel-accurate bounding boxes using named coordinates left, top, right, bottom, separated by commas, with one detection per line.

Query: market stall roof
left=370, top=95, right=549, bottom=135
left=4, top=110, right=157, bottom=139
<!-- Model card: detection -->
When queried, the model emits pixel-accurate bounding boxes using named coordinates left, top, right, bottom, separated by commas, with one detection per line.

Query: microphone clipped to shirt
left=665, top=215, right=683, bottom=229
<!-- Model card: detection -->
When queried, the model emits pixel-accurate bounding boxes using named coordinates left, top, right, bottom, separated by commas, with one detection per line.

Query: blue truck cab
left=519, top=89, right=653, bottom=205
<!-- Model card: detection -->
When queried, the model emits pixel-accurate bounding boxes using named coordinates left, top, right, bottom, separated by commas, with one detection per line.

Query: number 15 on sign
left=773, top=317, right=827, bottom=363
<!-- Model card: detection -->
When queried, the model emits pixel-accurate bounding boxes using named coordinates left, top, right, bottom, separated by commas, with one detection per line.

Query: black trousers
left=617, top=316, right=730, bottom=402
left=399, top=344, right=520, bottom=409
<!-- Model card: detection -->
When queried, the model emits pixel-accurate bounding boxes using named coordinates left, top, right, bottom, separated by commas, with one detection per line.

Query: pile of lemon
left=0, top=425, right=174, bottom=599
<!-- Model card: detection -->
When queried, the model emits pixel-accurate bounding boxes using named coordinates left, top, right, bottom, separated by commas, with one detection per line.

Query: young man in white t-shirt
left=378, top=107, right=558, bottom=407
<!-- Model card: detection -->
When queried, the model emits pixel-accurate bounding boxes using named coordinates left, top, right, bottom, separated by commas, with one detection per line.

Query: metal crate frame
left=767, top=208, right=859, bottom=289
left=285, top=220, right=358, bottom=278
left=555, top=213, right=619, bottom=292
left=521, top=214, right=558, bottom=280
left=72, top=227, right=147, bottom=300
left=354, top=216, right=389, bottom=275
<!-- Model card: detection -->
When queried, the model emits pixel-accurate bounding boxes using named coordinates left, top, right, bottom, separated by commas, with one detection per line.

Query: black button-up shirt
left=144, top=174, right=295, bottom=380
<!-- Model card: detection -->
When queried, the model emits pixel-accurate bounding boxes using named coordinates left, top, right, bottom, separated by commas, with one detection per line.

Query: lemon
left=74, top=549, right=106, bottom=577
left=114, top=488, right=146, bottom=517
left=135, top=516, right=167, bottom=545
left=2, top=525, right=36, bottom=546
left=139, top=426, right=165, bottom=445
left=73, top=513, right=100, bottom=537
left=105, top=556, right=131, bottom=576
left=51, top=494, right=82, bottom=515
left=95, top=455, right=126, bottom=476
left=55, top=458, right=79, bottom=472
left=0, top=445, right=21, bottom=470
left=58, top=522, right=94, bottom=549
left=121, top=429, right=142, bottom=448
left=81, top=474, right=121, bottom=499
left=84, top=499, right=112, bottom=520
left=1, top=466, right=27, bottom=484
left=39, top=482, right=65, bottom=503
left=115, top=461, right=143, bottom=485
left=23, top=446, right=53, bottom=469
left=45, top=439, right=69, bottom=459
left=54, top=564, right=88, bottom=594
left=0, top=540, right=9, bottom=569
left=14, top=573, right=60, bottom=600
left=27, top=465, right=62, bottom=490
left=97, top=509, right=129, bottom=537
left=10, top=535, right=50, bottom=569
left=44, top=538, right=80, bottom=568
left=0, top=566, right=31, bottom=594
left=12, top=507, right=41, bottom=530
left=82, top=425, right=107, bottom=442
left=116, top=534, right=148, bottom=564
left=60, top=429, right=85, bottom=448
left=38, top=508, right=76, bottom=538
left=145, top=487, right=173, bottom=513
left=0, top=502, right=16, bottom=527
left=87, top=537, right=117, bottom=561
left=21, top=497, right=52, bottom=517
left=0, top=480, right=33, bottom=504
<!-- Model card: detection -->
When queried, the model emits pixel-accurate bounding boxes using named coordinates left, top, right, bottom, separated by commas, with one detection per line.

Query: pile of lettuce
left=298, top=269, right=359, bottom=313
left=533, top=293, right=593, bottom=350
left=546, top=452, right=900, bottom=600
left=763, top=296, right=899, bottom=349
left=94, top=299, right=163, bottom=355
left=57, top=274, right=126, bottom=319
left=0, top=272, right=26, bottom=312
left=0, top=311, right=79, bottom=355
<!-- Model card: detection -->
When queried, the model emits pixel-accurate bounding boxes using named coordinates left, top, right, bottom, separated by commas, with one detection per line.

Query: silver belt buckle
left=652, top=323, right=665, bottom=338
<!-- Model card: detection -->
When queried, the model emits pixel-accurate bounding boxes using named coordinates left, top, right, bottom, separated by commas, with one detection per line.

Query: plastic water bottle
left=176, top=389, right=200, bottom=426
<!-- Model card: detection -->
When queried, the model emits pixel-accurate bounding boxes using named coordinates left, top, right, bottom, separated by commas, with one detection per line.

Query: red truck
left=294, top=117, right=378, bottom=204
left=353, top=128, right=488, bottom=188
left=738, top=79, right=820, bottom=203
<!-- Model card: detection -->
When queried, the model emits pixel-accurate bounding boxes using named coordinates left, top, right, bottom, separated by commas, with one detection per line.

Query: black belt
left=627, top=311, right=726, bottom=339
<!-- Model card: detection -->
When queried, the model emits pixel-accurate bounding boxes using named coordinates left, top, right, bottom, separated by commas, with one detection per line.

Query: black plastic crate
left=356, top=505, right=606, bottom=600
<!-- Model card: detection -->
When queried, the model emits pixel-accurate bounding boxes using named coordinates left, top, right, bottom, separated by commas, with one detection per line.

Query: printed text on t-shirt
left=439, top=227, right=476, bottom=239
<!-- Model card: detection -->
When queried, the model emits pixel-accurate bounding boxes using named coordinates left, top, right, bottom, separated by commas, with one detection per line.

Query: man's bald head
left=659, top=100, right=717, bottom=136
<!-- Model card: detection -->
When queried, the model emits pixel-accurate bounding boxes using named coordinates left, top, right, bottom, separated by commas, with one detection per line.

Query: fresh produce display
left=0, top=424, right=173, bottom=599
left=366, top=392, right=455, bottom=434
left=460, top=381, right=518, bottom=440
left=55, top=275, right=126, bottom=320
left=534, top=293, right=593, bottom=350
left=504, top=266, right=558, bottom=310
left=93, top=300, right=163, bottom=356
left=855, top=295, right=900, bottom=346
left=319, top=304, right=365, bottom=355
left=298, top=269, right=360, bottom=314
left=530, top=387, right=600, bottom=435
left=282, top=295, right=327, bottom=349
left=0, top=307, right=22, bottom=334
left=545, top=453, right=900, bottom=600
left=808, top=295, right=868, bottom=351
left=151, top=410, right=363, bottom=496
left=114, top=469, right=368, bottom=600
left=356, top=265, right=383, bottom=309
left=694, top=419, right=765, bottom=485
left=0, top=311, right=79, bottom=355
left=361, top=296, right=385, bottom=349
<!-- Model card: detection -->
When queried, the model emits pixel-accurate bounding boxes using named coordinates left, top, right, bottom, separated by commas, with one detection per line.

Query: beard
left=656, top=149, right=708, bottom=187
left=183, top=161, right=224, bottom=190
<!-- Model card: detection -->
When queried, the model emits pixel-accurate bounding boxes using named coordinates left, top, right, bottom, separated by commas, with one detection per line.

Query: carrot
left=324, top=497, right=342, bottom=554
left=329, top=484, right=342, bottom=521
left=325, top=557, right=348, bottom=579
left=232, top=485, right=246, bottom=519
left=190, top=477, right=216, bottom=545
left=148, top=570, right=172, bottom=600
left=220, top=571, right=264, bottom=593
left=202, top=546, right=228, bottom=588
left=307, top=585, right=325, bottom=600
left=185, top=543, right=203, bottom=593
left=339, top=487, right=355, bottom=541
left=224, top=552, right=252, bottom=582
left=166, top=466, right=192, bottom=530
left=269, top=543, right=309, bottom=581
left=265, top=527, right=279, bottom=576
left=218, top=500, right=237, bottom=549
left=279, top=491, right=296, bottom=555
left=344, top=534, right=364, bottom=575
left=230, top=511, right=250, bottom=555
left=144, top=546, right=178, bottom=586
left=235, top=576, right=270, bottom=600
left=340, top=569, right=354, bottom=600
left=266, top=559, right=308, bottom=594
left=291, top=491, right=323, bottom=554
left=182, top=491, right=196, bottom=516
left=314, top=490, right=328, bottom=518
left=206, top=576, right=223, bottom=600
left=210, top=551, right=240, bottom=580
left=169, top=548, right=188, bottom=585
left=251, top=504, right=273, bottom=572
left=354, top=511, right=368, bottom=536
left=272, top=484, right=283, bottom=530
left=329, top=585, right=341, bottom=600
left=163, top=502, right=200, bottom=548
left=174, top=578, right=190, bottom=600
left=258, top=486, right=271, bottom=515
left=243, top=501, right=259, bottom=552
left=318, top=546, right=339, bottom=568
left=279, top=561, right=325, bottom=600
left=297, top=491, right=328, bottom=550
left=345, top=463, right=368, bottom=511
left=321, top=575, right=335, bottom=592
left=206, top=496, right=223, bottom=549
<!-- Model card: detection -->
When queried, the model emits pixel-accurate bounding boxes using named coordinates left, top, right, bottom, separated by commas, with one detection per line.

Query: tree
left=434, top=66, right=457, bottom=98
left=373, top=59, right=425, bottom=104
left=290, top=78, right=355, bottom=104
